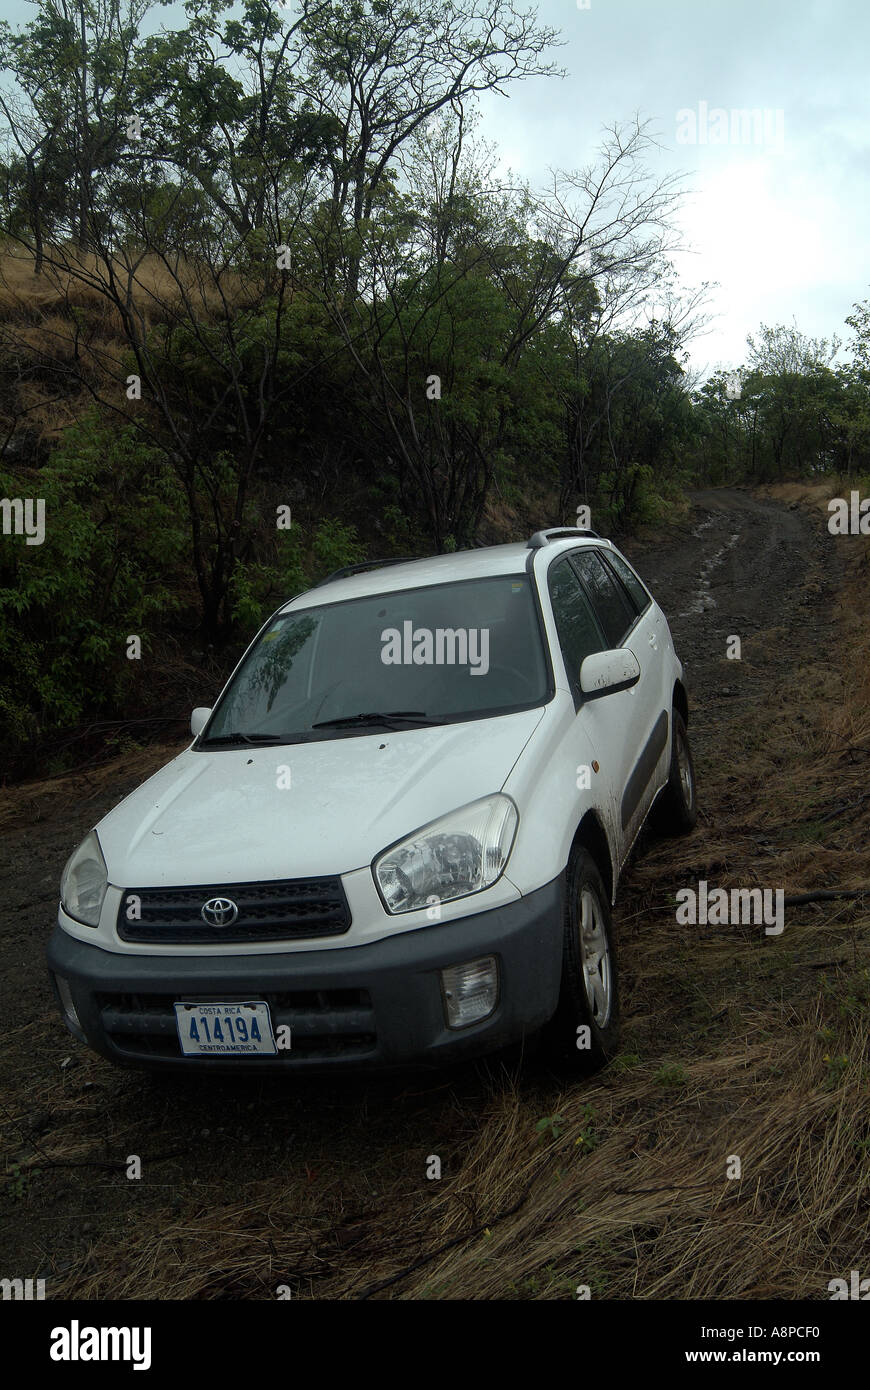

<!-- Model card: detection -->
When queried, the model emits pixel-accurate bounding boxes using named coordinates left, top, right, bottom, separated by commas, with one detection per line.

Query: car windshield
left=200, top=575, right=550, bottom=744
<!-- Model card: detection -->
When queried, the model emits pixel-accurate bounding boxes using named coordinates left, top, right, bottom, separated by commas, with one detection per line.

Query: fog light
left=441, top=956, right=499, bottom=1029
left=53, top=974, right=86, bottom=1042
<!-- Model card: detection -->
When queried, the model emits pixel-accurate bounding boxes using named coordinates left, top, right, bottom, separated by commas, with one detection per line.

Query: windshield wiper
left=200, top=731, right=284, bottom=746
left=312, top=710, right=444, bottom=730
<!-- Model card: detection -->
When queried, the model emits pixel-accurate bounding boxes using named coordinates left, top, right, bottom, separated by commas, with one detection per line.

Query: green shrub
left=0, top=413, right=186, bottom=747
left=311, top=517, right=365, bottom=579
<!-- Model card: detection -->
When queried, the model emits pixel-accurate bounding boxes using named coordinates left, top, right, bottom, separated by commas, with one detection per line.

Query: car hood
left=96, top=709, right=546, bottom=887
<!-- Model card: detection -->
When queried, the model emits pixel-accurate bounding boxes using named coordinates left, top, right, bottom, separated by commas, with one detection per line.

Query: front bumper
left=46, top=879, right=564, bottom=1072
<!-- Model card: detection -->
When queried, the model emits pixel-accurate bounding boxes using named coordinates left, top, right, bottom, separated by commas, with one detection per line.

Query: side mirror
left=579, top=650, right=641, bottom=700
left=190, top=707, right=212, bottom=738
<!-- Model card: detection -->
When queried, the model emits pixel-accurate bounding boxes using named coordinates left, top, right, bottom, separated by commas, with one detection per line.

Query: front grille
left=116, top=877, right=351, bottom=944
left=95, top=989, right=377, bottom=1062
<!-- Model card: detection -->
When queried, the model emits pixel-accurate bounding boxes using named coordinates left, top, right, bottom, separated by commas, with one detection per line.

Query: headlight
left=373, top=794, right=518, bottom=915
left=60, top=830, right=108, bottom=927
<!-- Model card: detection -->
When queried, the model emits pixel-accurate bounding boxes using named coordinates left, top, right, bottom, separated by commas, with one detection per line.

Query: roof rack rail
left=313, top=555, right=420, bottom=587
left=526, top=526, right=600, bottom=549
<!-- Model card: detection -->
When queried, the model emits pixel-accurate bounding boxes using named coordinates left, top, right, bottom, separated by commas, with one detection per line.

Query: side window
left=603, top=549, right=652, bottom=615
left=547, top=557, right=605, bottom=691
left=570, top=549, right=635, bottom=648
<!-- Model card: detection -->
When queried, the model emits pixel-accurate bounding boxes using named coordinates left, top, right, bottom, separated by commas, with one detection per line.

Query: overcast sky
left=6, top=0, right=867, bottom=375
left=476, top=0, right=870, bottom=375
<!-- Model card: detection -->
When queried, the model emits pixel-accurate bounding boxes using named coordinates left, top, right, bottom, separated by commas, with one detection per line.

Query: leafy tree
left=0, top=0, right=150, bottom=255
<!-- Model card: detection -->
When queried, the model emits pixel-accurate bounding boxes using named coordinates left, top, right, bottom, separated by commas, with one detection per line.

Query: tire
left=542, top=846, right=620, bottom=1073
left=652, top=708, right=697, bottom=836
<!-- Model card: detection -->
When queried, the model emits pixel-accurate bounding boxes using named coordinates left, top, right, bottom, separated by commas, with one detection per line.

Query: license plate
left=174, top=1001, right=276, bottom=1056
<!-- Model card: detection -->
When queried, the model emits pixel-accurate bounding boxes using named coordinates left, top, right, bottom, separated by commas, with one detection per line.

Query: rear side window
left=547, top=558, right=605, bottom=690
left=570, top=549, right=635, bottom=648
left=603, top=549, right=652, bottom=615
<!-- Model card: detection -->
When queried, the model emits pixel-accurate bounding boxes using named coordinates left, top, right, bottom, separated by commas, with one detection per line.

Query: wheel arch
left=672, top=679, right=689, bottom=727
left=570, top=810, right=615, bottom=906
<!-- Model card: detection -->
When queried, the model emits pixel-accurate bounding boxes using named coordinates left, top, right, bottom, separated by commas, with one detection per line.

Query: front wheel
left=542, top=846, right=620, bottom=1073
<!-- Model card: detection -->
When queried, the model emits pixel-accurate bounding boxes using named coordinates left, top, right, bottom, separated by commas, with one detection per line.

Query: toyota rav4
left=47, top=527, right=696, bottom=1074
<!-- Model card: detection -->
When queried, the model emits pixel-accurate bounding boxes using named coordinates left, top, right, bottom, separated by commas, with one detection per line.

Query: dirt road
left=625, top=485, right=832, bottom=762
left=0, top=485, right=858, bottom=1298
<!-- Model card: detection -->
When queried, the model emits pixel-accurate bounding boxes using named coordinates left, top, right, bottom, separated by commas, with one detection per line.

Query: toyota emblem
left=201, top=896, right=239, bottom=927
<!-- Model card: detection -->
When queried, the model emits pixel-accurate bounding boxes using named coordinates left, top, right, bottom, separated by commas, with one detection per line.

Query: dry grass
left=0, top=244, right=249, bottom=323
left=0, top=243, right=259, bottom=441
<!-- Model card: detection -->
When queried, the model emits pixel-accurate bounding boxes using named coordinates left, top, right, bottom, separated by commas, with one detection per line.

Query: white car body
left=47, top=529, right=689, bottom=1070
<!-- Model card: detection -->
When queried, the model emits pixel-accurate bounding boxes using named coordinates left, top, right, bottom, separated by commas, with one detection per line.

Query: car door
left=545, top=555, right=629, bottom=871
left=568, top=548, right=668, bottom=859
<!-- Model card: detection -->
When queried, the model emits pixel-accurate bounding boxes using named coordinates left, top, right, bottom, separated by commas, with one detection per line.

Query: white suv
left=47, top=528, right=696, bottom=1074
